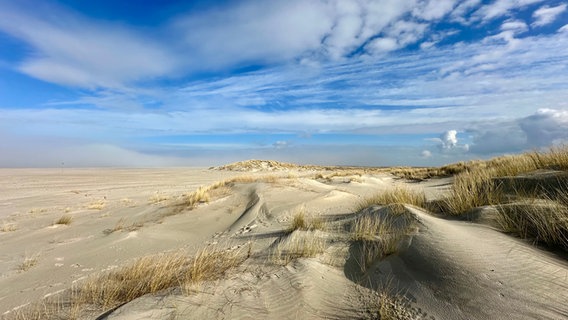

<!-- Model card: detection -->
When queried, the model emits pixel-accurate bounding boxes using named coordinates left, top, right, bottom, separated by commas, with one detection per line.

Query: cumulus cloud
left=429, top=130, right=470, bottom=154
left=421, top=150, right=433, bottom=158
left=532, top=4, right=567, bottom=27
left=441, top=130, right=459, bottom=149
left=467, top=108, right=568, bottom=155
left=519, top=108, right=568, bottom=146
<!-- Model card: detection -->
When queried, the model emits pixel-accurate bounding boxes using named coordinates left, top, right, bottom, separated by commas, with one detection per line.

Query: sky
left=0, top=0, right=567, bottom=167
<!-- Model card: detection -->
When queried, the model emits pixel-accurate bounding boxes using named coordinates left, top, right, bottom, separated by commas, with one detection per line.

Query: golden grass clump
left=495, top=199, right=568, bottom=250
left=441, top=147, right=568, bottom=215
left=362, top=291, right=416, bottom=320
left=358, top=186, right=426, bottom=212
left=288, top=206, right=325, bottom=232
left=350, top=206, right=416, bottom=273
left=442, top=168, right=504, bottom=215
left=18, top=255, right=38, bottom=272
left=148, top=193, right=171, bottom=204
left=272, top=231, right=327, bottom=265
left=1, top=221, right=17, bottom=232
left=87, top=200, right=106, bottom=210
left=184, top=186, right=211, bottom=208
left=7, top=245, right=248, bottom=318
left=54, top=214, right=73, bottom=225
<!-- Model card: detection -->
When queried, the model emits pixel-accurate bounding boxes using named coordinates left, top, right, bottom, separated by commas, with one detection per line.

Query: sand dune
left=1, top=167, right=567, bottom=319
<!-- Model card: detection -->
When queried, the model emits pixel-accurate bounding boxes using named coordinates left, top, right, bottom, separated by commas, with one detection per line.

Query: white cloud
left=0, top=2, right=180, bottom=89
left=467, top=108, right=568, bottom=154
left=441, top=130, right=459, bottom=149
left=173, top=0, right=334, bottom=67
left=413, top=0, right=458, bottom=21
left=173, top=0, right=424, bottom=66
left=472, top=0, right=545, bottom=22
left=421, top=150, right=433, bottom=158
left=501, top=19, right=529, bottom=34
left=273, top=141, right=290, bottom=149
left=560, top=24, right=568, bottom=32
left=532, top=4, right=567, bottom=27
left=451, top=0, right=482, bottom=23
left=366, top=37, right=399, bottom=53
left=519, top=108, right=568, bottom=147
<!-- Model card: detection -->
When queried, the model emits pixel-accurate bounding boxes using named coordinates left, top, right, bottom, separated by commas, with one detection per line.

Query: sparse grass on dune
left=271, top=231, right=327, bottom=265
left=53, top=214, right=73, bottom=226
left=495, top=198, right=568, bottom=250
left=8, top=245, right=248, bottom=319
left=357, top=186, right=426, bottom=212
left=441, top=147, right=568, bottom=216
left=350, top=206, right=415, bottom=273
left=148, top=192, right=171, bottom=204
left=287, top=206, right=325, bottom=232
left=87, top=199, right=106, bottom=210
left=434, top=146, right=568, bottom=251
left=362, top=291, right=416, bottom=320
left=1, top=221, right=17, bottom=232
left=18, top=255, right=38, bottom=272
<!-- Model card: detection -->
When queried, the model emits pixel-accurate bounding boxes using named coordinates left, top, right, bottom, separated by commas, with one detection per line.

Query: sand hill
left=1, top=154, right=568, bottom=319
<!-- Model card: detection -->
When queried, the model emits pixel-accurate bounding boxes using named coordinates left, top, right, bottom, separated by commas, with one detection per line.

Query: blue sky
left=1, top=0, right=568, bottom=167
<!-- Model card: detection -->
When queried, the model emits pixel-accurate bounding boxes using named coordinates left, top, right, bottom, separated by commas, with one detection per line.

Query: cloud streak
left=0, top=1, right=181, bottom=88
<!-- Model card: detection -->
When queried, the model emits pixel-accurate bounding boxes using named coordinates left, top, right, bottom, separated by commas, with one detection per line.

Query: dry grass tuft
left=272, top=231, right=327, bottom=265
left=495, top=199, right=568, bottom=250
left=183, top=186, right=212, bottom=208
left=8, top=245, right=249, bottom=318
left=54, top=214, right=73, bottom=226
left=350, top=206, right=416, bottom=273
left=288, top=206, right=325, bottom=232
left=362, top=291, right=416, bottom=320
left=78, top=246, right=245, bottom=309
left=357, top=186, right=426, bottom=212
left=441, top=146, right=568, bottom=215
left=148, top=193, right=171, bottom=204
left=18, top=255, right=39, bottom=272
left=87, top=200, right=106, bottom=210
left=441, top=169, right=504, bottom=215
left=1, top=221, right=17, bottom=232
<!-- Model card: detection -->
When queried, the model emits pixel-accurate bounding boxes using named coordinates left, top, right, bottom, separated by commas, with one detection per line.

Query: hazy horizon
left=1, top=0, right=567, bottom=167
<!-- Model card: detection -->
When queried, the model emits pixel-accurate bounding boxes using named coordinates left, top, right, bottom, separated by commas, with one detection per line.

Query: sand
left=1, top=167, right=567, bottom=319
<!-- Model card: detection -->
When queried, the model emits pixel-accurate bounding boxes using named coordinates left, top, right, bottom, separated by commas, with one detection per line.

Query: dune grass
left=272, top=231, right=327, bottom=265
left=350, top=208, right=414, bottom=273
left=18, top=255, right=38, bottom=272
left=148, top=192, right=171, bottom=204
left=495, top=198, right=568, bottom=250
left=433, top=147, right=568, bottom=251
left=357, top=186, right=426, bottom=212
left=8, top=245, right=248, bottom=319
left=1, top=221, right=17, bottom=232
left=87, top=200, right=106, bottom=210
left=54, top=214, right=73, bottom=226
left=287, top=206, right=325, bottom=232
left=441, top=146, right=568, bottom=216
left=362, top=291, right=416, bottom=320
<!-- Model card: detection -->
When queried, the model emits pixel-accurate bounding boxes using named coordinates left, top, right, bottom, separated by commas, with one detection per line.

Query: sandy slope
left=1, top=168, right=568, bottom=319
left=380, top=207, right=568, bottom=319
